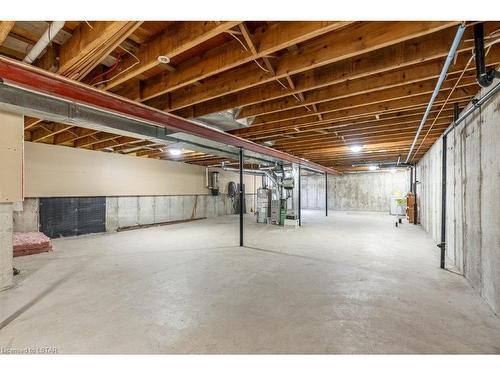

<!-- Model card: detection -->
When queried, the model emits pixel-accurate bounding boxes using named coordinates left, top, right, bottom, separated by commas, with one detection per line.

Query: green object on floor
left=280, top=208, right=286, bottom=225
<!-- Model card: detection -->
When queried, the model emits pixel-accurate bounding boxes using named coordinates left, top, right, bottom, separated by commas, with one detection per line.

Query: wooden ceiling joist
left=140, top=21, right=352, bottom=102
left=102, top=21, right=241, bottom=91
left=236, top=53, right=500, bottom=120
left=30, top=123, right=73, bottom=142
left=232, top=89, right=476, bottom=138
left=231, top=88, right=475, bottom=137
left=53, top=127, right=99, bottom=145
left=168, top=21, right=462, bottom=116
left=250, top=76, right=478, bottom=126
left=252, top=108, right=458, bottom=143
left=0, top=21, right=15, bottom=46
left=58, top=21, right=144, bottom=80
left=2, top=21, right=494, bottom=170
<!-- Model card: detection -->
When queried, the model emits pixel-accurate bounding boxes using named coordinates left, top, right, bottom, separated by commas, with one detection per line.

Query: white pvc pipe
left=23, top=21, right=65, bottom=64
left=405, top=23, right=466, bottom=163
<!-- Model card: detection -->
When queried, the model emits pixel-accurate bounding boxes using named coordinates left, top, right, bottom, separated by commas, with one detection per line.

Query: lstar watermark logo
left=0, top=346, right=58, bottom=354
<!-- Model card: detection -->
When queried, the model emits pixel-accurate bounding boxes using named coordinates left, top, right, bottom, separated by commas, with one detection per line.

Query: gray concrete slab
left=1, top=210, right=500, bottom=354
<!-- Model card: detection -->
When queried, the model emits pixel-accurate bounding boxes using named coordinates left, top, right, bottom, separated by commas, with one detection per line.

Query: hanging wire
left=227, top=31, right=270, bottom=73
left=92, top=45, right=141, bottom=87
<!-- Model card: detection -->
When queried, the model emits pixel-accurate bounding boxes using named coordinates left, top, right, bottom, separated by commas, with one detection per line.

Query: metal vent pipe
left=405, top=23, right=466, bottom=163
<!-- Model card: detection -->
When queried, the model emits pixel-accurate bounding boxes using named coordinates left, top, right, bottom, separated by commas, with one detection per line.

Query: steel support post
left=325, top=172, right=328, bottom=216
left=239, top=148, right=244, bottom=247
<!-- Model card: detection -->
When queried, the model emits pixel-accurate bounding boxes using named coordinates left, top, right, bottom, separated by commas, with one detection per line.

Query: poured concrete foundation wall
left=301, top=171, right=408, bottom=212
left=416, top=79, right=500, bottom=314
left=14, top=194, right=255, bottom=234
left=106, top=194, right=255, bottom=231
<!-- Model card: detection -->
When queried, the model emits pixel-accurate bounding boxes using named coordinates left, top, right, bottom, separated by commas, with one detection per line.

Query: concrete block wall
left=416, top=79, right=500, bottom=314
left=301, top=171, right=408, bottom=212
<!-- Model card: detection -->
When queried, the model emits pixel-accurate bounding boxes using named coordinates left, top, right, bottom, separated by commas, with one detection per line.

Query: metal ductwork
left=193, top=108, right=255, bottom=132
left=352, top=162, right=414, bottom=169
left=220, top=161, right=266, bottom=176
left=0, top=56, right=339, bottom=175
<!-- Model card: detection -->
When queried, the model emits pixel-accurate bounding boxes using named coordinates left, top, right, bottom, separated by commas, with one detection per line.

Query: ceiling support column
left=239, top=148, right=244, bottom=247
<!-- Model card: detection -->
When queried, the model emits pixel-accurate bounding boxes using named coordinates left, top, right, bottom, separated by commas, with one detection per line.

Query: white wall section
left=24, top=141, right=259, bottom=197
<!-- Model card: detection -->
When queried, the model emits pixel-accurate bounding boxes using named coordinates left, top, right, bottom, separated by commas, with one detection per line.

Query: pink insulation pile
left=13, top=232, right=53, bottom=257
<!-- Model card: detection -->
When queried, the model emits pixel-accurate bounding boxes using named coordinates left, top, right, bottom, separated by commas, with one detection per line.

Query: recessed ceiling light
left=157, top=55, right=171, bottom=64
left=368, top=165, right=378, bottom=171
left=168, top=148, right=182, bottom=156
left=349, top=145, right=363, bottom=152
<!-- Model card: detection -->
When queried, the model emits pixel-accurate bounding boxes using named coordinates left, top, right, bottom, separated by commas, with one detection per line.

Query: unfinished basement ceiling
left=1, top=20, right=499, bottom=171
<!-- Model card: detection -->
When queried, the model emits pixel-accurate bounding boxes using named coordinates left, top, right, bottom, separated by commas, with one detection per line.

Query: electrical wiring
left=228, top=27, right=316, bottom=114
left=227, top=30, right=270, bottom=73
left=90, top=52, right=123, bottom=85
left=275, top=76, right=309, bottom=107
left=91, top=45, right=141, bottom=87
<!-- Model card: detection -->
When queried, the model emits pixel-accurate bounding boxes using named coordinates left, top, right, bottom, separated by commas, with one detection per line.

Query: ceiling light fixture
left=349, top=145, right=363, bottom=152
left=168, top=148, right=182, bottom=156
left=368, top=165, right=379, bottom=171
left=157, top=55, right=171, bottom=64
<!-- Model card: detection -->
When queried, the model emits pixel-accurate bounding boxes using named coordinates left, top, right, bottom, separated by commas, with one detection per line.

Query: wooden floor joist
left=2, top=21, right=496, bottom=171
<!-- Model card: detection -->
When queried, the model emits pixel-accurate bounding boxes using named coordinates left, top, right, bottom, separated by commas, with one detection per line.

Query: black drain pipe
left=413, top=167, right=418, bottom=225
left=474, top=23, right=500, bottom=88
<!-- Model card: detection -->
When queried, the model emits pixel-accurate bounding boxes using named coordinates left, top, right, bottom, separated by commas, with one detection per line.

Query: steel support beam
left=0, top=56, right=339, bottom=175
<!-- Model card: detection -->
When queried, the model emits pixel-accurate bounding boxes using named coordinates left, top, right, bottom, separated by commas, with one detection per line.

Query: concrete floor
left=1, top=210, right=500, bottom=354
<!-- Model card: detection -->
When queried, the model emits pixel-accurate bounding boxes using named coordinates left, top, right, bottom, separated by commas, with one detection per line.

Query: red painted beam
left=0, top=56, right=339, bottom=175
